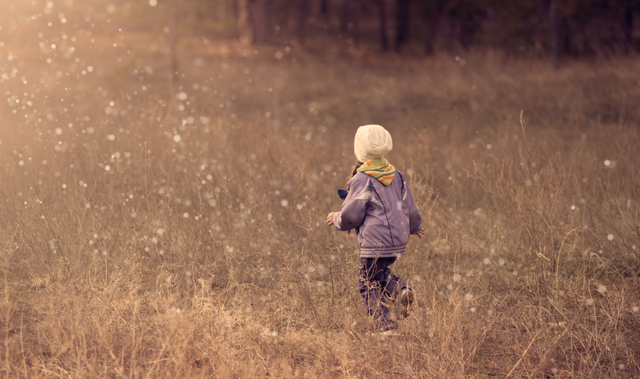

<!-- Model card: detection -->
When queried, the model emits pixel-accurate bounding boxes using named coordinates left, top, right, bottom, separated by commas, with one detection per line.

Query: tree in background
left=451, top=0, right=486, bottom=50
left=51, top=0, right=638, bottom=59
left=417, top=0, right=447, bottom=56
left=377, top=0, right=389, bottom=51
left=395, top=0, right=410, bottom=51
left=298, top=0, right=311, bottom=43
left=238, top=0, right=272, bottom=45
left=320, top=0, right=329, bottom=17
left=550, top=0, right=559, bottom=65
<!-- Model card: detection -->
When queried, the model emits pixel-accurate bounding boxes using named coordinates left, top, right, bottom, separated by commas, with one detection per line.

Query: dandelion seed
left=183, top=212, right=189, bottom=218
left=607, top=234, right=614, bottom=241
left=156, top=228, right=164, bottom=236
left=604, top=160, right=611, bottom=167
left=632, top=306, right=639, bottom=313
left=483, top=257, right=490, bottom=265
left=413, top=275, right=422, bottom=282
left=267, top=213, right=272, bottom=221
left=173, top=134, right=181, bottom=143
left=130, top=212, right=136, bottom=218
left=280, top=199, right=288, bottom=207
left=177, top=92, right=188, bottom=101
left=618, top=364, right=625, bottom=370
left=586, top=298, right=594, bottom=306
left=473, top=208, right=482, bottom=216
left=149, top=0, right=158, bottom=6
left=55, top=128, right=62, bottom=135
left=296, top=204, right=303, bottom=210
left=225, top=245, right=234, bottom=254
left=452, top=273, right=462, bottom=282
left=597, top=284, right=607, bottom=294
left=470, top=307, right=476, bottom=313
left=464, top=293, right=473, bottom=301
left=498, top=258, right=505, bottom=266
left=570, top=205, right=576, bottom=210
left=104, top=165, right=111, bottom=172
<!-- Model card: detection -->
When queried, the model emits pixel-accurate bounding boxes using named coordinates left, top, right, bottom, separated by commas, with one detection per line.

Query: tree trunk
left=251, top=0, right=270, bottom=44
left=395, top=0, right=410, bottom=51
left=298, top=0, right=310, bottom=43
left=238, top=0, right=270, bottom=45
left=238, top=0, right=253, bottom=44
left=378, top=0, right=389, bottom=51
left=424, top=14, right=439, bottom=56
left=320, top=0, right=329, bottom=17
left=422, top=0, right=442, bottom=56
left=623, top=4, right=634, bottom=55
left=549, top=0, right=559, bottom=66
left=340, top=0, right=350, bottom=33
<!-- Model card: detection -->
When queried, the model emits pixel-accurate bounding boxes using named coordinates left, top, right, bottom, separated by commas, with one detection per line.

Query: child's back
left=335, top=167, right=421, bottom=258
left=327, top=124, right=423, bottom=333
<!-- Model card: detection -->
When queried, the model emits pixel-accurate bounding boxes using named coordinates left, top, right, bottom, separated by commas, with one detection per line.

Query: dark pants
left=358, top=257, right=408, bottom=322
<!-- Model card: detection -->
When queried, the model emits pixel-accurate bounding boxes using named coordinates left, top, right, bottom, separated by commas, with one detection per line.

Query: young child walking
left=327, top=124, right=424, bottom=333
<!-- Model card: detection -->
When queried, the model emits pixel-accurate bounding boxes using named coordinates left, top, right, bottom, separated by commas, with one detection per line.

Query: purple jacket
left=332, top=170, right=422, bottom=258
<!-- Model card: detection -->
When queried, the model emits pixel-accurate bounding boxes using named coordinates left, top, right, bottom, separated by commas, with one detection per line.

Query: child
left=327, top=124, right=424, bottom=333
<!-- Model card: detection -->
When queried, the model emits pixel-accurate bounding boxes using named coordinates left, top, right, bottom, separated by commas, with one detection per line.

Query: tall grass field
left=1, top=25, right=640, bottom=378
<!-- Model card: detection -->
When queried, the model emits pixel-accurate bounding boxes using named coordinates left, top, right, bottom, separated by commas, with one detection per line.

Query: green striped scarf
left=357, top=158, right=396, bottom=186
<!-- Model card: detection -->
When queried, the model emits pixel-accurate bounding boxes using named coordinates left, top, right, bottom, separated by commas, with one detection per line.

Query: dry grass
left=1, top=28, right=640, bottom=378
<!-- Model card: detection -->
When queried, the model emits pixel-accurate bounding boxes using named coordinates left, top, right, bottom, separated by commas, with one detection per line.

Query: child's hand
left=415, top=227, right=425, bottom=239
left=327, top=212, right=336, bottom=226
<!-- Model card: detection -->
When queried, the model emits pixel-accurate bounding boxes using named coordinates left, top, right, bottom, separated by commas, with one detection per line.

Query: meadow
left=1, top=29, right=640, bottom=378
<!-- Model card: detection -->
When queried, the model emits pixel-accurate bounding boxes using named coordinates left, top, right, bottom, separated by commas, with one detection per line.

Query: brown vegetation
left=1, top=31, right=640, bottom=377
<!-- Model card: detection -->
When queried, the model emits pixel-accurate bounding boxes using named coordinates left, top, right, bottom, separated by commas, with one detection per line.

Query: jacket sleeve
left=403, top=179, right=422, bottom=234
left=332, top=175, right=369, bottom=231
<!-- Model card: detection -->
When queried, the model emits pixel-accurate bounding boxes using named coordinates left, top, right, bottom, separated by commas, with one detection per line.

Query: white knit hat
left=353, top=124, right=393, bottom=162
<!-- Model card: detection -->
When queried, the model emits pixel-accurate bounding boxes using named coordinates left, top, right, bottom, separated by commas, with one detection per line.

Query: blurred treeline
left=6, top=0, right=640, bottom=58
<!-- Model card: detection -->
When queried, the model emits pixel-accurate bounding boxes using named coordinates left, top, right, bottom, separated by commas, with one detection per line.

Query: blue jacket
left=332, top=170, right=422, bottom=257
